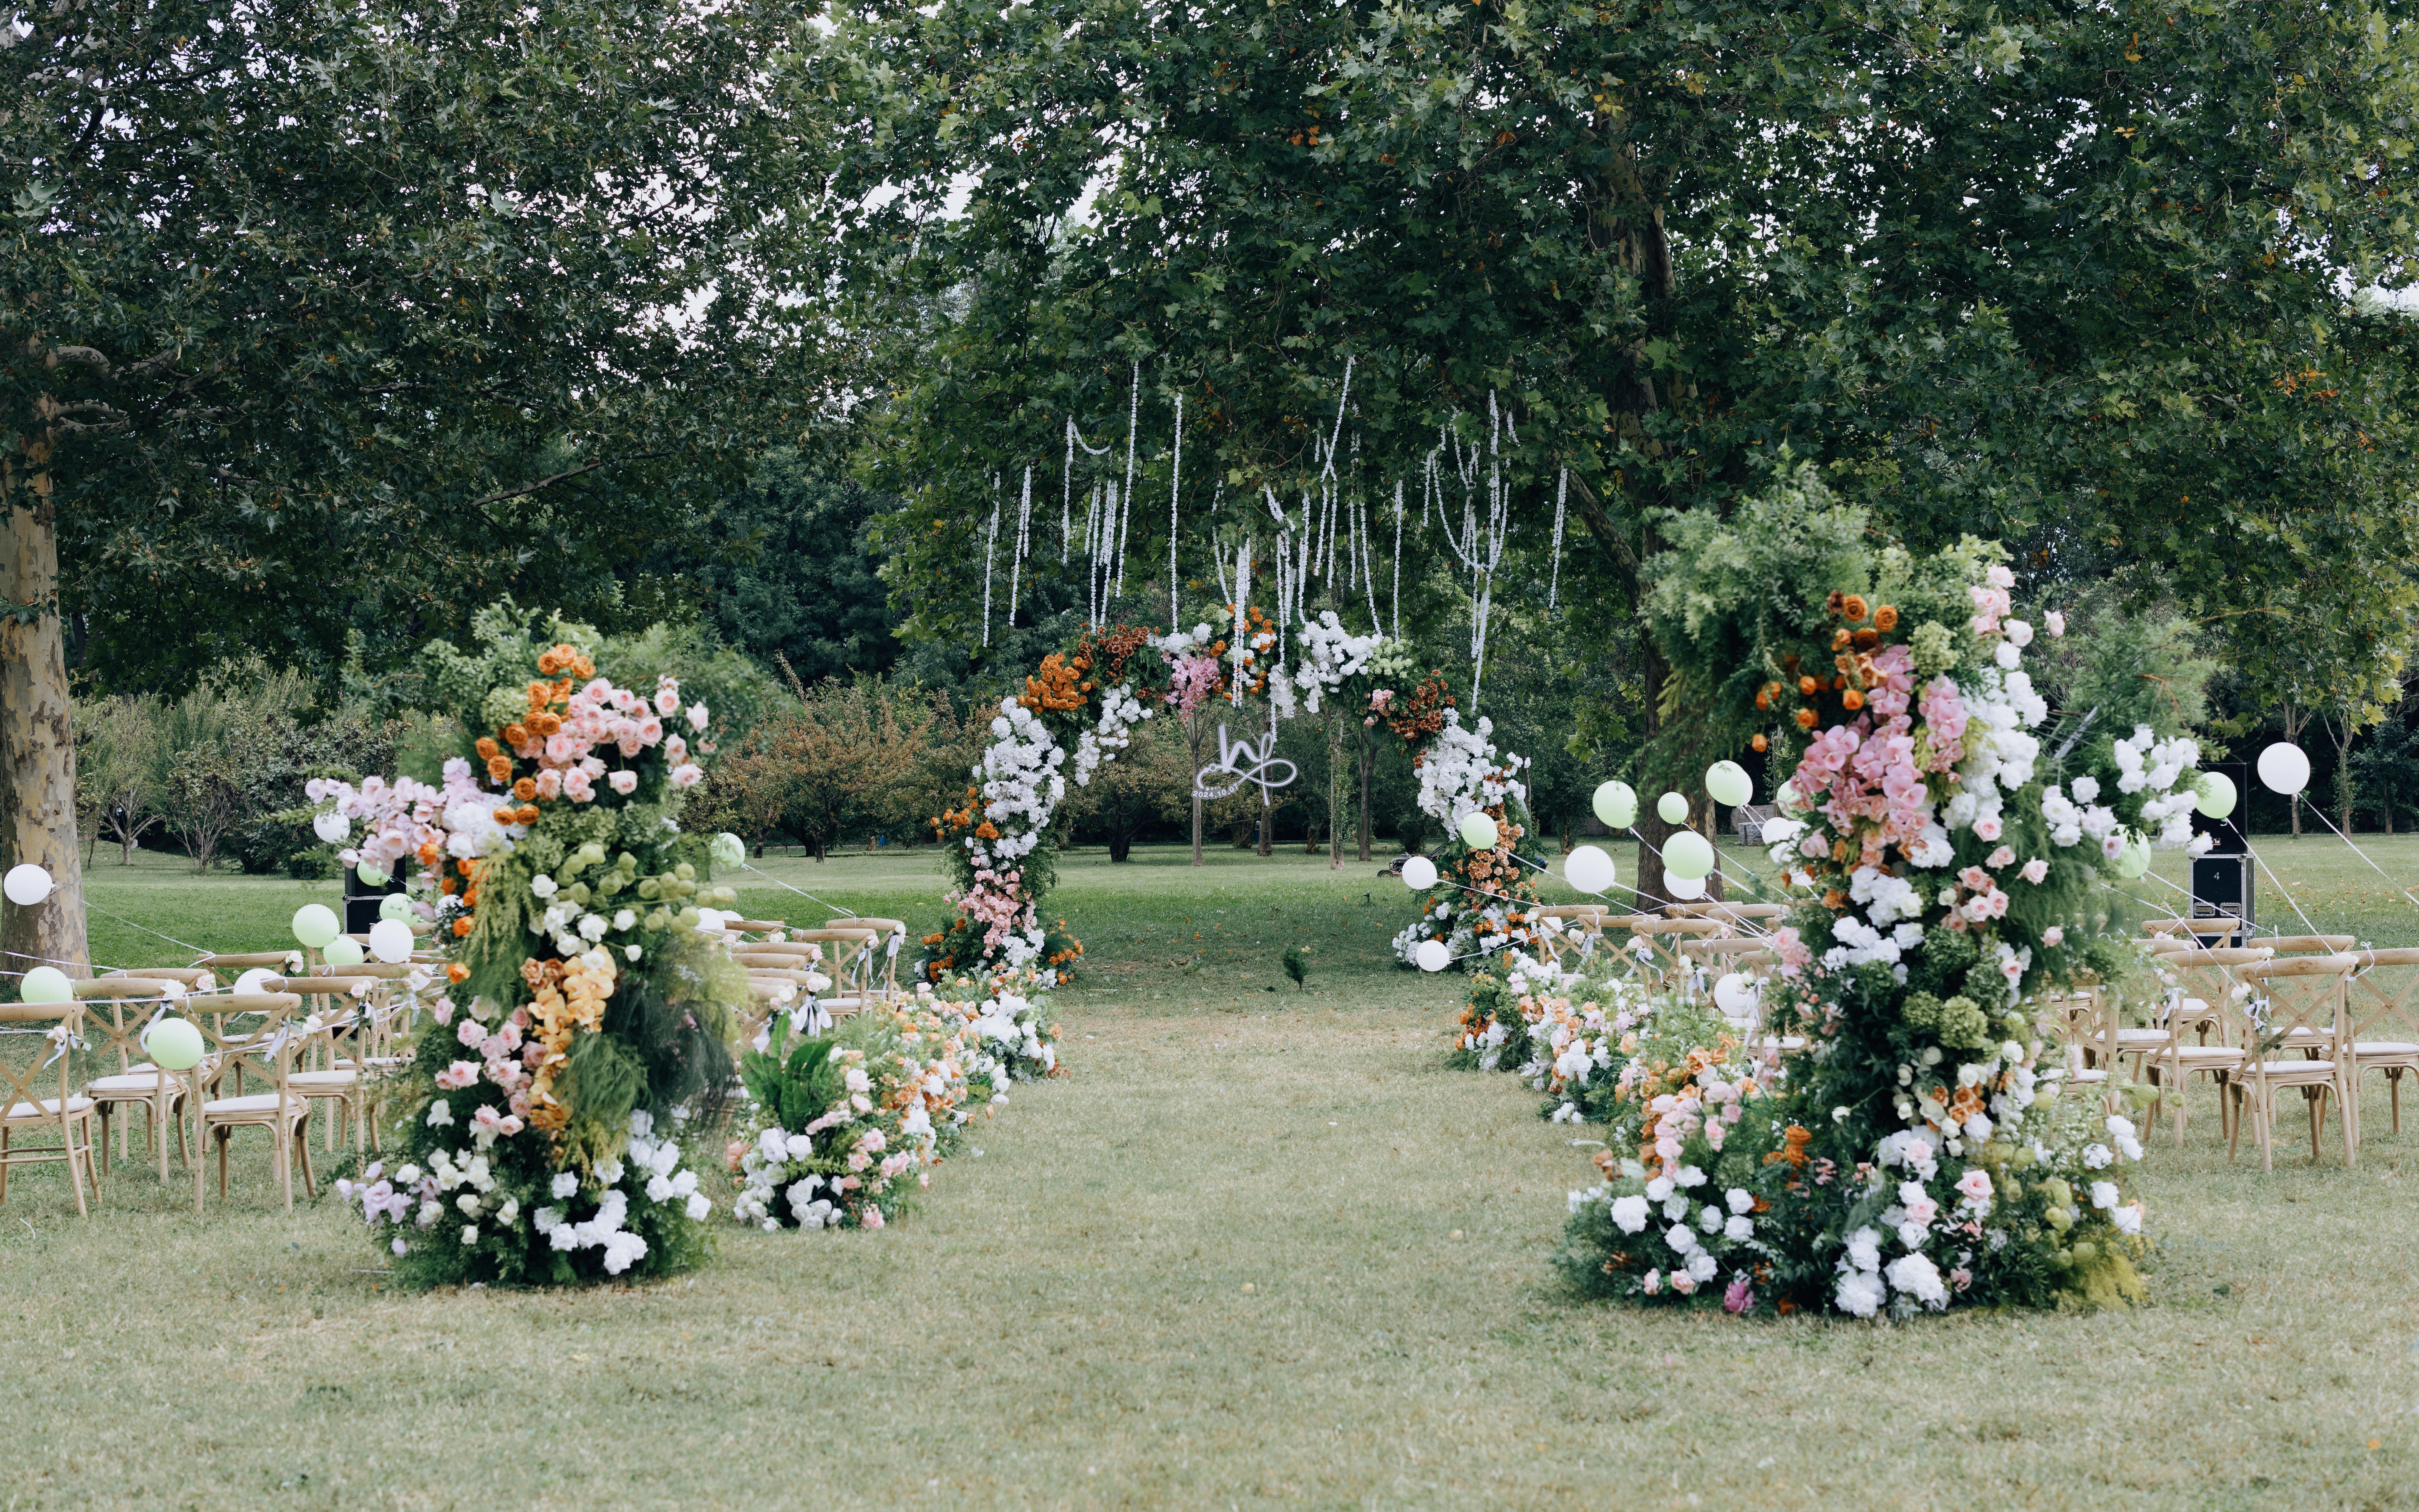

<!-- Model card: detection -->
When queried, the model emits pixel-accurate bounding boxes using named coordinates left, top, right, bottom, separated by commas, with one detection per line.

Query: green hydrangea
left=1910, top=620, right=1959, bottom=675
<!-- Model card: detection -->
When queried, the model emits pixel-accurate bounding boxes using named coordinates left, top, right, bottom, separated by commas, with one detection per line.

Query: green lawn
left=6, top=837, right=2419, bottom=1507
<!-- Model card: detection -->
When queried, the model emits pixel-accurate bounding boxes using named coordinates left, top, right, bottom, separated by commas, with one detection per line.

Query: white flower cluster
left=1071, top=684, right=1154, bottom=787
left=733, top=1129, right=845, bottom=1231
left=974, top=698, right=1066, bottom=865
left=1414, top=711, right=1528, bottom=825
left=1572, top=1163, right=1766, bottom=1300
left=969, top=988, right=1058, bottom=1088
left=1290, top=613, right=1383, bottom=714
left=2112, top=725, right=2208, bottom=852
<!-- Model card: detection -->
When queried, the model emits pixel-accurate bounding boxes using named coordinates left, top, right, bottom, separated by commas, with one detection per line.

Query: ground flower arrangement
left=328, top=603, right=742, bottom=1285
left=1545, top=477, right=2207, bottom=1317
left=728, top=969, right=1065, bottom=1231
left=1390, top=711, right=1548, bottom=968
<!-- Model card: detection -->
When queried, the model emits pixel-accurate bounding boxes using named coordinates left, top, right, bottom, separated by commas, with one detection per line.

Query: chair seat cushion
left=287, top=1071, right=357, bottom=1089
left=2248, top=1060, right=2336, bottom=1075
left=2164, top=1046, right=2243, bottom=1062
left=2096, top=1028, right=2171, bottom=1045
left=202, top=1093, right=302, bottom=1117
left=5, top=1096, right=94, bottom=1120
left=2355, top=1041, right=2419, bottom=1056
left=87, top=1071, right=175, bottom=1093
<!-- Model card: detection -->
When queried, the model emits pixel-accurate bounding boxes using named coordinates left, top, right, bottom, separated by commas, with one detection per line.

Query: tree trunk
left=1699, top=794, right=1727, bottom=902
left=1, top=469, right=91, bottom=979
left=2283, top=705, right=2306, bottom=839
left=1255, top=794, right=1272, bottom=856
left=1186, top=711, right=1207, bottom=867
left=1356, top=723, right=1373, bottom=863
left=1327, top=707, right=1343, bottom=869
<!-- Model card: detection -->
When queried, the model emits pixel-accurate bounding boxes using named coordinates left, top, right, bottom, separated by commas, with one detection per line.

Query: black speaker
left=2188, top=852, right=2254, bottom=930
left=344, top=867, right=409, bottom=934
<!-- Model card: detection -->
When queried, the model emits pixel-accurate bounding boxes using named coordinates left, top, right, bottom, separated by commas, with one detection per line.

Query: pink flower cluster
left=505, top=675, right=706, bottom=798
left=1916, top=677, right=1966, bottom=771
left=1968, top=563, right=2016, bottom=636
left=1164, top=653, right=1222, bottom=716
left=1789, top=703, right=1930, bottom=869
left=948, top=865, right=1036, bottom=954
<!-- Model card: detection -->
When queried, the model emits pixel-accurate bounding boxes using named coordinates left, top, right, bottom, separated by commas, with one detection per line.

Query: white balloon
left=1564, top=845, right=1616, bottom=897
left=1400, top=856, right=1439, bottom=891
left=1713, top=972, right=1759, bottom=1018
left=233, top=968, right=280, bottom=996
left=2257, top=741, right=2311, bottom=796
left=367, top=918, right=414, bottom=964
left=2, top=863, right=52, bottom=907
left=312, top=810, right=350, bottom=844
left=1414, top=939, right=1451, bottom=973
left=1665, top=873, right=1707, bottom=900
left=694, top=907, right=725, bottom=933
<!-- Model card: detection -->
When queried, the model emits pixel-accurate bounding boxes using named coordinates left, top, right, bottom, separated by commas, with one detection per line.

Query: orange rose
left=1795, top=708, right=1818, bottom=729
left=512, top=778, right=537, bottom=801
left=475, top=737, right=500, bottom=761
left=485, top=755, right=513, bottom=782
left=502, top=723, right=529, bottom=748
left=452, top=917, right=473, bottom=937
left=1841, top=593, right=1869, bottom=622
left=1873, top=605, right=1899, bottom=631
left=447, top=963, right=470, bottom=984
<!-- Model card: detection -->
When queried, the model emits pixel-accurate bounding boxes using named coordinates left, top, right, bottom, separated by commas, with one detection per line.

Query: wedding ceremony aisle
left=4, top=844, right=2410, bottom=1507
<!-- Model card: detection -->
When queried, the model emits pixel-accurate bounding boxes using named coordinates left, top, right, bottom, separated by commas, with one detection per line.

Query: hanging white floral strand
left=1116, top=360, right=1140, bottom=600
left=982, top=474, right=1001, bottom=647
left=1168, top=391, right=1183, bottom=629
left=1547, top=466, right=1568, bottom=614
left=1391, top=477, right=1404, bottom=640
left=1008, top=464, right=1033, bottom=627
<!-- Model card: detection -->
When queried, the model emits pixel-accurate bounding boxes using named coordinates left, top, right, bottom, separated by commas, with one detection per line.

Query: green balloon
left=1457, top=812, right=1500, bottom=851
left=18, top=965, right=71, bottom=1004
left=378, top=893, right=413, bottom=922
left=1592, top=781, right=1637, bottom=829
left=146, top=1017, right=205, bottom=1073
left=355, top=859, right=388, bottom=887
left=1663, top=830, right=1716, bottom=880
left=1705, top=760, right=1753, bottom=809
left=2112, top=833, right=2151, bottom=879
left=2195, top=770, right=2238, bottom=821
left=323, top=935, right=366, bottom=967
left=292, top=904, right=340, bottom=950
left=1657, top=791, right=1690, bottom=825
left=710, top=832, right=746, bottom=869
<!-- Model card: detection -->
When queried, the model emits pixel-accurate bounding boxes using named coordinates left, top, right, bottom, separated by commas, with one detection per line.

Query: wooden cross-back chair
left=71, top=977, right=193, bottom=1179
left=778, top=929, right=881, bottom=1011
left=2146, top=917, right=2250, bottom=950
left=189, top=992, right=315, bottom=1211
left=1605, top=916, right=1720, bottom=990
left=827, top=917, right=910, bottom=1000
left=2139, top=948, right=2272, bottom=1146
left=2039, top=984, right=2118, bottom=1116
left=1664, top=902, right=1787, bottom=931
left=2344, top=948, right=2419, bottom=1136
left=1532, top=906, right=1615, bottom=968
left=0, top=1000, right=99, bottom=1215
left=1679, top=937, right=1776, bottom=994
left=266, top=976, right=379, bottom=1152
left=2232, top=955, right=2359, bottom=1171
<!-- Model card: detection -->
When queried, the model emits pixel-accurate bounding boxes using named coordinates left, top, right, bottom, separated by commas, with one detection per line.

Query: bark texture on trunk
left=1327, top=708, right=1343, bottom=869
left=2, top=449, right=90, bottom=979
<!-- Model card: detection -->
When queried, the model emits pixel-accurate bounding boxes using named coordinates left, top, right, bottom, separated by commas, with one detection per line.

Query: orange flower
left=530, top=711, right=562, bottom=738
left=1873, top=605, right=1898, bottom=631
left=485, top=754, right=513, bottom=782
left=475, top=736, right=500, bottom=761
left=515, top=804, right=541, bottom=825
left=1841, top=688, right=1865, bottom=711
left=1795, top=708, right=1817, bottom=729
left=1797, top=675, right=1819, bottom=696
left=451, top=917, right=473, bottom=937
left=512, top=778, right=537, bottom=801
left=1841, top=593, right=1869, bottom=622
left=1751, top=733, right=1768, bottom=752
left=446, top=963, right=470, bottom=984
left=502, top=723, right=529, bottom=747
left=493, top=807, right=517, bottom=826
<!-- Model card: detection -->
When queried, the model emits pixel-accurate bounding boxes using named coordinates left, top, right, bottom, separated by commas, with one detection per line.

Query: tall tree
left=813, top=0, right=2419, bottom=895
left=1, top=0, right=814, bottom=971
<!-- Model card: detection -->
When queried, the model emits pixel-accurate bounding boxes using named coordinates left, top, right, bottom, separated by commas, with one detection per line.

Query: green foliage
left=7, top=0, right=815, bottom=694
left=1282, top=942, right=1310, bottom=992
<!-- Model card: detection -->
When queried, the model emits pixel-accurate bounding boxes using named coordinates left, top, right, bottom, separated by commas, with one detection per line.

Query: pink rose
left=535, top=768, right=564, bottom=800
left=1985, top=846, right=2015, bottom=869
left=671, top=763, right=703, bottom=789
left=636, top=716, right=663, bottom=745
left=1973, top=816, right=2003, bottom=842
left=2043, top=925, right=2065, bottom=947
left=2021, top=857, right=2049, bottom=885
left=665, top=735, right=688, bottom=765
left=688, top=703, right=710, bottom=731
left=609, top=770, right=638, bottom=796
left=456, top=1018, right=486, bottom=1048
left=1641, top=1269, right=1662, bottom=1295
left=435, top=1061, right=479, bottom=1090
left=1955, top=1169, right=1993, bottom=1202
left=862, top=1207, right=884, bottom=1230
left=2045, top=611, right=2066, bottom=637
left=655, top=688, right=680, bottom=716
left=563, top=769, right=595, bottom=803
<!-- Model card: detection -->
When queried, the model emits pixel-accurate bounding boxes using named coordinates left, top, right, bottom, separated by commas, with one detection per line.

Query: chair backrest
left=195, top=951, right=303, bottom=970
left=787, top=929, right=879, bottom=995
left=2164, top=946, right=2275, bottom=1035
left=191, top=993, right=308, bottom=1099
left=69, top=978, right=184, bottom=1075
left=0, top=1001, right=85, bottom=1116
left=101, top=966, right=219, bottom=990
left=2146, top=917, right=2246, bottom=946
left=1665, top=902, right=1786, bottom=925
left=2265, top=935, right=2356, bottom=954
left=2347, top=947, right=2419, bottom=1046
left=2239, top=955, right=2358, bottom=1060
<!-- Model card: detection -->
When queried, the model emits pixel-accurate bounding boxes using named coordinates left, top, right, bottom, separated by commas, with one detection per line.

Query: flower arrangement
left=727, top=968, right=1062, bottom=1230
left=1555, top=478, right=2198, bottom=1315
left=1388, top=711, right=1547, bottom=969
left=325, top=603, right=740, bottom=1285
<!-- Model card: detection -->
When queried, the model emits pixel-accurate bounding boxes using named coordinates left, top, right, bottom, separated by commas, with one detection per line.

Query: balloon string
left=78, top=898, right=212, bottom=958
left=2299, top=805, right=2419, bottom=913
left=736, top=862, right=858, bottom=922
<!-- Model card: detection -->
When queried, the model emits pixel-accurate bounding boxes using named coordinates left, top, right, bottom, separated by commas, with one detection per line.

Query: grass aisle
left=8, top=842, right=2419, bottom=1507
